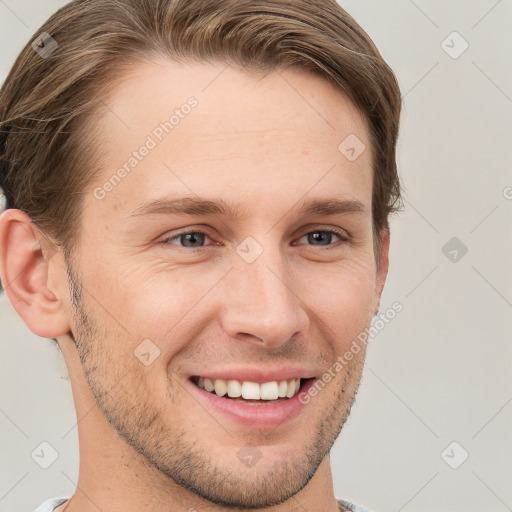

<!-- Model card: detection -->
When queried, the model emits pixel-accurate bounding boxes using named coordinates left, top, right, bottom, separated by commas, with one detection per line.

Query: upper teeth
left=196, top=377, right=301, bottom=400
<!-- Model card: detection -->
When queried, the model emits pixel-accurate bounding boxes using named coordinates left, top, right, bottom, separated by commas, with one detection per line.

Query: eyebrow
left=128, top=195, right=367, bottom=219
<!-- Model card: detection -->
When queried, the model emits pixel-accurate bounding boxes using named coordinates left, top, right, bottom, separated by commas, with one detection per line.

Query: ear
left=374, top=226, right=390, bottom=311
left=0, top=208, right=71, bottom=338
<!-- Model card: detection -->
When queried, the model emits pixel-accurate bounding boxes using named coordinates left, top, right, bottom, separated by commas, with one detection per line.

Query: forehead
left=87, top=57, right=372, bottom=218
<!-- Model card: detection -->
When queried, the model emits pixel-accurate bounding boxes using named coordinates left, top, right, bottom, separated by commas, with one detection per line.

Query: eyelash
left=160, top=227, right=349, bottom=250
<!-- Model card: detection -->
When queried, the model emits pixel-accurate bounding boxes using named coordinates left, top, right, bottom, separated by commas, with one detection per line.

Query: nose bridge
left=220, top=240, right=308, bottom=347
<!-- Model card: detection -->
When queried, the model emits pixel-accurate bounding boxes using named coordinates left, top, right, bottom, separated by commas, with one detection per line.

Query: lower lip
left=186, top=378, right=315, bottom=428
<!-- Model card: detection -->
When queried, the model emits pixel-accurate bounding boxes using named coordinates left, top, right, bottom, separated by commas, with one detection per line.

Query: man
left=0, top=0, right=402, bottom=510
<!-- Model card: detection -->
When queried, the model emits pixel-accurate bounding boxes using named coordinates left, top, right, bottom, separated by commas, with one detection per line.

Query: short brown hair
left=0, top=0, right=402, bottom=263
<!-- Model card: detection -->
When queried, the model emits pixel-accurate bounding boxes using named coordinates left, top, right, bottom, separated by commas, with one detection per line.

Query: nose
left=219, top=245, right=309, bottom=349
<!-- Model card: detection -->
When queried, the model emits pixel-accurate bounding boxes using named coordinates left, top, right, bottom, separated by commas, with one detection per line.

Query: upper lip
left=188, top=367, right=317, bottom=383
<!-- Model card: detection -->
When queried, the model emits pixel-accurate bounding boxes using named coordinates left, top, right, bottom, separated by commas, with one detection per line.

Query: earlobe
left=0, top=209, right=70, bottom=339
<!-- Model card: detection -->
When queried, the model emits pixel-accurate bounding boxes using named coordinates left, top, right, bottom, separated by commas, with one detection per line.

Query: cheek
left=82, top=244, right=377, bottom=355
left=78, top=248, right=190, bottom=330
left=303, top=260, right=377, bottom=350
left=90, top=262, right=222, bottom=363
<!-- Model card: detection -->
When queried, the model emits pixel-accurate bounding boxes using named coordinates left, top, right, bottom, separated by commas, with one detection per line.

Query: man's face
left=64, top=58, right=386, bottom=508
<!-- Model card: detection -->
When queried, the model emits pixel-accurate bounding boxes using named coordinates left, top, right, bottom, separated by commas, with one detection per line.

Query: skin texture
left=0, top=58, right=389, bottom=512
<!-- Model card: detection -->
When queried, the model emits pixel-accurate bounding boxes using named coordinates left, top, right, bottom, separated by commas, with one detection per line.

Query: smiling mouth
left=190, top=376, right=313, bottom=404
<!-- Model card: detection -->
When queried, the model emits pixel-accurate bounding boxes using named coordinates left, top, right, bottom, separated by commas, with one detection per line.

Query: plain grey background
left=1, top=1, right=511, bottom=511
